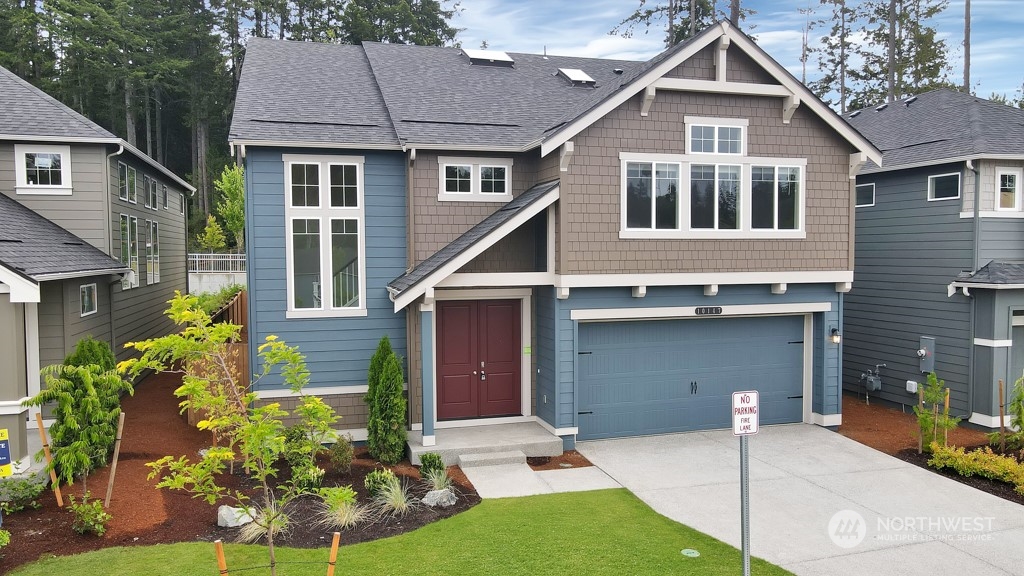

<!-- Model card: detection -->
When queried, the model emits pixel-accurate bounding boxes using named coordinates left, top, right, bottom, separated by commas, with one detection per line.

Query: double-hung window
left=119, top=214, right=139, bottom=289
left=144, top=176, right=152, bottom=208
left=997, top=168, right=1022, bottom=211
left=148, top=177, right=158, bottom=210
left=127, top=166, right=138, bottom=204
left=80, top=284, right=97, bottom=317
left=118, top=162, right=129, bottom=200
left=437, top=157, right=513, bottom=202
left=145, top=220, right=159, bottom=284
left=15, top=144, right=72, bottom=195
left=620, top=117, right=805, bottom=239
left=284, top=154, right=366, bottom=318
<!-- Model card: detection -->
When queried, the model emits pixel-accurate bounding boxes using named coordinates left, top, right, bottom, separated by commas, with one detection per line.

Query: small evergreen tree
left=214, top=164, right=245, bottom=252
left=365, top=335, right=392, bottom=456
left=366, top=336, right=406, bottom=464
left=197, top=214, right=226, bottom=253
left=915, top=371, right=960, bottom=453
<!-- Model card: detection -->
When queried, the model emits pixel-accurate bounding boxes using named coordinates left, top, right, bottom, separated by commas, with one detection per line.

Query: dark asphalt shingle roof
left=845, top=89, right=1024, bottom=173
left=0, top=66, right=116, bottom=140
left=0, top=194, right=127, bottom=279
left=388, top=180, right=559, bottom=294
left=230, top=39, right=641, bottom=148
left=955, top=261, right=1024, bottom=285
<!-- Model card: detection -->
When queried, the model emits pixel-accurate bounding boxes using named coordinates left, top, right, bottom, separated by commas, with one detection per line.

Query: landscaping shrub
left=193, top=284, right=244, bottom=315
left=372, top=477, right=415, bottom=519
left=929, top=443, right=1024, bottom=495
left=914, top=372, right=960, bottom=453
left=64, top=334, right=116, bottom=371
left=364, top=468, right=398, bottom=498
left=291, top=465, right=326, bottom=493
left=366, top=346, right=407, bottom=464
left=422, top=467, right=453, bottom=492
left=329, top=434, right=355, bottom=474
left=68, top=493, right=112, bottom=536
left=0, top=529, right=9, bottom=557
left=419, top=452, right=445, bottom=478
left=0, top=475, right=46, bottom=514
left=316, top=486, right=367, bottom=530
left=989, top=374, right=1024, bottom=451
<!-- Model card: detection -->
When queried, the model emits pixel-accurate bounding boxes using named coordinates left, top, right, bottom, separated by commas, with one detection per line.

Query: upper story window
left=856, top=183, right=875, bottom=207
left=118, top=163, right=138, bottom=204
left=162, top=185, right=168, bottom=209
left=997, top=168, right=1022, bottom=211
left=283, top=154, right=366, bottom=318
left=80, top=283, right=97, bottom=317
left=144, top=176, right=152, bottom=208
left=15, top=144, right=73, bottom=195
left=118, top=214, right=140, bottom=289
left=179, top=192, right=186, bottom=215
left=437, top=157, right=513, bottom=202
left=686, top=117, right=747, bottom=156
left=928, top=172, right=960, bottom=201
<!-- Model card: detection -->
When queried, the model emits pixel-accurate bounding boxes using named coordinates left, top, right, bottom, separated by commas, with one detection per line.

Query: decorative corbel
left=849, top=152, right=867, bottom=179
left=423, top=286, right=435, bottom=308
left=560, top=141, right=574, bottom=172
left=409, top=147, right=417, bottom=167
left=783, top=95, right=800, bottom=124
left=704, top=284, right=719, bottom=297
left=556, top=287, right=570, bottom=300
left=836, top=282, right=852, bottom=294
left=632, top=286, right=647, bottom=298
left=771, top=283, right=787, bottom=295
left=640, top=85, right=656, bottom=117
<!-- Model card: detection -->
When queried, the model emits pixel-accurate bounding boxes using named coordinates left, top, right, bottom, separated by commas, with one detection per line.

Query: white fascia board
left=0, top=265, right=39, bottom=303
left=33, top=267, right=129, bottom=282
left=863, top=155, right=1024, bottom=176
left=570, top=301, right=832, bottom=321
left=557, top=270, right=853, bottom=289
left=393, top=186, right=560, bottom=312
left=950, top=282, right=1024, bottom=291
left=651, top=77, right=792, bottom=97
left=228, top=138, right=404, bottom=152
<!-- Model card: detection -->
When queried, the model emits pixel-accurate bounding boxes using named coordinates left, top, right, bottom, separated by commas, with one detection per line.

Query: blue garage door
left=577, top=315, right=804, bottom=440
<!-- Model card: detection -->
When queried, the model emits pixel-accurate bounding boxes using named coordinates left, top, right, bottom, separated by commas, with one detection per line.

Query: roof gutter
left=861, top=154, right=1024, bottom=176
left=32, top=267, right=131, bottom=282
left=103, top=144, right=125, bottom=255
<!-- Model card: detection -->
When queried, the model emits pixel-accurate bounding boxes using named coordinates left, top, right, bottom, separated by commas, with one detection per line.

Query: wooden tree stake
left=215, top=540, right=229, bottom=576
left=104, top=412, right=127, bottom=507
left=917, top=386, right=925, bottom=454
left=943, top=388, right=951, bottom=446
left=34, top=412, right=63, bottom=507
left=999, top=379, right=1006, bottom=453
left=326, top=532, right=340, bottom=576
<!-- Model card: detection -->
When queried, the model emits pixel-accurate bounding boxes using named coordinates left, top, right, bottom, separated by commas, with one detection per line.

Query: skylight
left=557, top=68, right=596, bottom=86
left=463, top=48, right=514, bottom=67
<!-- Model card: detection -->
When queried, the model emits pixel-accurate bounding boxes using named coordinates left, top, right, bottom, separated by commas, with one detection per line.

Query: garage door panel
left=578, top=315, right=804, bottom=440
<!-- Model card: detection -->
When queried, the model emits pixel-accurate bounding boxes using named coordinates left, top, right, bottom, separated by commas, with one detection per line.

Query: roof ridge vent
left=904, top=95, right=918, bottom=106
left=557, top=68, right=596, bottom=86
left=463, top=48, right=514, bottom=67
left=849, top=110, right=862, bottom=118
left=875, top=103, right=889, bottom=111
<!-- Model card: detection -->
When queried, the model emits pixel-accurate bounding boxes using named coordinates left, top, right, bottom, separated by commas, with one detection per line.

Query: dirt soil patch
left=4, top=371, right=479, bottom=572
left=526, top=450, right=592, bottom=471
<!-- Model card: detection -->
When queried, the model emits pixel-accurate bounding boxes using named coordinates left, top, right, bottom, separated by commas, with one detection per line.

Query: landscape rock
left=423, top=488, right=457, bottom=508
left=217, top=505, right=254, bottom=527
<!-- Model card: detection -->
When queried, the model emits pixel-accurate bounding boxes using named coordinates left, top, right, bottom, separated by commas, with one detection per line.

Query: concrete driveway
left=577, top=424, right=1024, bottom=576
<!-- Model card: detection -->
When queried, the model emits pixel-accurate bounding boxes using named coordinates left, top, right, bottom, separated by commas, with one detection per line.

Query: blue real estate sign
left=0, top=428, right=12, bottom=477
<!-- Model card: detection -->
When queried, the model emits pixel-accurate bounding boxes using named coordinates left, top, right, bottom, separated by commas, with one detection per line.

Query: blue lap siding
left=245, top=148, right=407, bottom=390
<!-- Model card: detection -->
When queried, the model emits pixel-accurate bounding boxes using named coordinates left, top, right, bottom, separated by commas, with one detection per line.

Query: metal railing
left=188, top=253, right=247, bottom=273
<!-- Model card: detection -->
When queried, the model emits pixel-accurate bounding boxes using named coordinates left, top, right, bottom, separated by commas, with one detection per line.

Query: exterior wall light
left=830, top=328, right=842, bottom=345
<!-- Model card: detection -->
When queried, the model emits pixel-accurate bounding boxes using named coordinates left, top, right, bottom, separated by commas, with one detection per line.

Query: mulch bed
left=526, top=450, right=592, bottom=471
left=893, top=447, right=1024, bottom=507
left=3, top=371, right=480, bottom=572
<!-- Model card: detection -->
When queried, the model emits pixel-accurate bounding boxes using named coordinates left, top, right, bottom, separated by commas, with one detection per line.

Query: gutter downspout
left=967, top=159, right=980, bottom=419
left=104, top=145, right=125, bottom=353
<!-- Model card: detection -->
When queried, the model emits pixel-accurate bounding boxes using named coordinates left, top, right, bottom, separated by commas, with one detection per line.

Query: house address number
left=694, top=306, right=723, bottom=316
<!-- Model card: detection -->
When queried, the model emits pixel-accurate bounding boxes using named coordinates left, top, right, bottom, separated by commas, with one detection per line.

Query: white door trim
left=431, top=289, right=533, bottom=431
left=25, top=302, right=41, bottom=426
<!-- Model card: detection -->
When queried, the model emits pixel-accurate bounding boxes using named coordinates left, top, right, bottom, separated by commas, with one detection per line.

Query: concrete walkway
left=577, top=424, right=1024, bottom=576
left=462, top=463, right=620, bottom=499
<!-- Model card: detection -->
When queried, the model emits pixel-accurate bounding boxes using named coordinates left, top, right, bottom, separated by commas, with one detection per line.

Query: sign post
left=732, top=391, right=759, bottom=576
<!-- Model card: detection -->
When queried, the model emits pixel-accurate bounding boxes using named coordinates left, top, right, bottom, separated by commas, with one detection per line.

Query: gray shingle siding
left=845, top=164, right=974, bottom=415
left=245, top=147, right=408, bottom=389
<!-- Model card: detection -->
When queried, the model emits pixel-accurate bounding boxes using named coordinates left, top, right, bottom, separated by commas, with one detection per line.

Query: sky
left=450, top=0, right=1024, bottom=103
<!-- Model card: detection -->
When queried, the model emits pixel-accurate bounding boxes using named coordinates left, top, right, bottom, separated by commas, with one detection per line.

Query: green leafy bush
left=366, top=336, right=407, bottom=464
left=914, top=372, right=960, bottom=453
left=989, top=374, right=1024, bottom=451
left=64, top=335, right=116, bottom=370
left=329, top=434, right=354, bottom=474
left=291, top=465, right=326, bottom=493
left=419, top=452, right=445, bottom=479
left=0, top=528, right=9, bottom=557
left=68, top=493, right=112, bottom=536
left=193, top=284, right=245, bottom=315
left=0, top=476, right=46, bottom=514
left=929, top=443, right=1024, bottom=495
left=316, top=485, right=367, bottom=530
left=364, top=468, right=398, bottom=498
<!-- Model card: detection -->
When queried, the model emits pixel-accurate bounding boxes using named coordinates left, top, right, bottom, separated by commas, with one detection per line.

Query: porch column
left=420, top=304, right=435, bottom=446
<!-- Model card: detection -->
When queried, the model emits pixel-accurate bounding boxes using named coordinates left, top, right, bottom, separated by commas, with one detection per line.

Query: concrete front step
left=457, top=450, right=527, bottom=468
left=407, top=422, right=564, bottom=466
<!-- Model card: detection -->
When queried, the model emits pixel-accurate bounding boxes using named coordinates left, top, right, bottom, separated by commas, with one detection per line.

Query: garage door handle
left=578, top=411, right=593, bottom=415
left=788, top=395, right=803, bottom=399
left=578, top=351, right=592, bottom=355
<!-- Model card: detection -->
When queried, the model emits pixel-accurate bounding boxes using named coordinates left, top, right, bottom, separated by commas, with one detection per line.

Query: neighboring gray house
left=230, top=22, right=880, bottom=451
left=844, top=89, right=1024, bottom=428
left=0, top=65, right=194, bottom=472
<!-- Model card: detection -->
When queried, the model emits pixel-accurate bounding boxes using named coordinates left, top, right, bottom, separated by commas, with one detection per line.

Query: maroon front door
left=437, top=300, right=522, bottom=420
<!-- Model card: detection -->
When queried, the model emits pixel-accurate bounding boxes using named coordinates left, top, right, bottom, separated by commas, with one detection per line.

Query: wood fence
left=187, top=289, right=249, bottom=427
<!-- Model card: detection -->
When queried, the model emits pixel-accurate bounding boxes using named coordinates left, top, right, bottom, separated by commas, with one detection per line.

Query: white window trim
left=283, top=154, right=367, bottom=319
left=162, top=184, right=168, bottom=210
left=855, top=183, right=875, bottom=208
left=437, top=156, right=513, bottom=202
left=179, top=192, right=185, bottom=215
left=118, top=162, right=129, bottom=201
left=618, top=152, right=807, bottom=240
left=143, top=176, right=152, bottom=208
left=995, top=167, right=1022, bottom=212
left=127, top=166, right=138, bottom=204
left=685, top=117, right=748, bottom=157
left=80, top=283, right=97, bottom=317
left=14, top=144, right=73, bottom=195
left=927, top=172, right=961, bottom=201
left=152, top=221, right=159, bottom=283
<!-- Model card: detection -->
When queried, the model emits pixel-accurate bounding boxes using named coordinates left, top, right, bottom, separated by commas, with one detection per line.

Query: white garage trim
left=813, top=413, right=843, bottom=426
left=569, top=301, right=832, bottom=321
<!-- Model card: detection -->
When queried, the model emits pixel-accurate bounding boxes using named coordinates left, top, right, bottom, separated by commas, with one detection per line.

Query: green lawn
left=12, top=489, right=791, bottom=575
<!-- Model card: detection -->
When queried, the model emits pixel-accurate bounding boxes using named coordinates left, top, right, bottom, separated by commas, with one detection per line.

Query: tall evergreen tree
left=810, top=0, right=858, bottom=113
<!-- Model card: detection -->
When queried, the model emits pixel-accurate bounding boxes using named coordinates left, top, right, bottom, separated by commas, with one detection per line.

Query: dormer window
left=437, top=157, right=513, bottom=202
left=686, top=117, right=747, bottom=156
left=15, top=144, right=72, bottom=195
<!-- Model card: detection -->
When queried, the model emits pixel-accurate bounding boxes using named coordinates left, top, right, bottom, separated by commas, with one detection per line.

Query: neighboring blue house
left=229, top=22, right=880, bottom=452
left=844, top=89, right=1024, bottom=428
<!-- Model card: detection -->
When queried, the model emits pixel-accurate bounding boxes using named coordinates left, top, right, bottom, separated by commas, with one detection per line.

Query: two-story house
left=0, top=65, right=193, bottom=472
left=230, top=22, right=880, bottom=452
left=844, top=89, right=1024, bottom=428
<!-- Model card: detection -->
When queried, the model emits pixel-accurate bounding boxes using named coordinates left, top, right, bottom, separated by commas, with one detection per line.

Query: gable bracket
left=783, top=95, right=800, bottom=124
left=560, top=141, right=574, bottom=172
left=715, top=36, right=731, bottom=82
left=640, top=85, right=656, bottom=117
left=849, top=152, right=868, bottom=179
